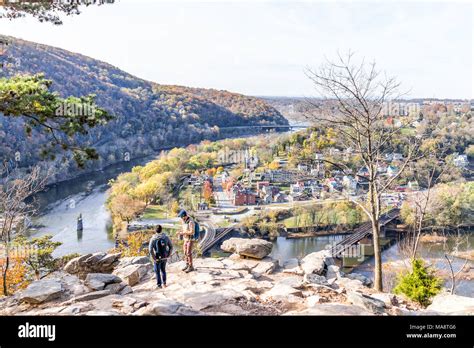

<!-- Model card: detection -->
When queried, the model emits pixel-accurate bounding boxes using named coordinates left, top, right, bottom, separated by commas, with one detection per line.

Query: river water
left=29, top=155, right=155, bottom=256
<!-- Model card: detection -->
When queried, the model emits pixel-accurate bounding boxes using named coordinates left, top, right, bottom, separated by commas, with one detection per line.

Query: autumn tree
left=0, top=166, right=48, bottom=295
left=13, top=234, right=61, bottom=280
left=108, top=194, right=145, bottom=223
left=305, top=52, right=422, bottom=291
left=202, top=180, right=214, bottom=204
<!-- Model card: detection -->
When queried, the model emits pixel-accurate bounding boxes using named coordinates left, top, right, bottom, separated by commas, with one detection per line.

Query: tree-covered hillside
left=0, top=36, right=288, bottom=183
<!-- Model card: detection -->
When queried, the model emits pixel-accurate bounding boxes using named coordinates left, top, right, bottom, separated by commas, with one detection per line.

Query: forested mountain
left=0, top=36, right=288, bottom=183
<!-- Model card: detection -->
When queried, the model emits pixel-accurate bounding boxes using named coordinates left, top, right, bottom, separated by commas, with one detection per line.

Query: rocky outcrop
left=64, top=252, right=121, bottom=278
left=3, top=251, right=473, bottom=317
left=221, top=238, right=273, bottom=259
left=426, top=293, right=474, bottom=315
left=286, top=303, right=374, bottom=315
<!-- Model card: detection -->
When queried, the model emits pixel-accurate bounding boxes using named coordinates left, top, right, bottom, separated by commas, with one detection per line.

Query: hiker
left=177, top=209, right=195, bottom=273
left=149, top=225, right=173, bottom=288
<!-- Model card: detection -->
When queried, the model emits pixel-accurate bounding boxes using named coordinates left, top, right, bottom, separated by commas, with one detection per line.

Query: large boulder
left=346, top=291, right=386, bottom=314
left=19, top=279, right=63, bottom=304
left=64, top=252, right=121, bottom=278
left=85, top=273, right=122, bottom=291
left=221, top=238, right=273, bottom=259
left=426, top=293, right=474, bottom=315
left=300, top=250, right=329, bottom=275
left=113, top=263, right=151, bottom=286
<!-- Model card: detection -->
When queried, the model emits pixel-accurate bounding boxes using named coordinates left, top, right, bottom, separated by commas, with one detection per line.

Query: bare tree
left=0, top=166, right=48, bottom=295
left=305, top=52, right=422, bottom=291
left=444, top=233, right=470, bottom=295
left=399, top=156, right=444, bottom=259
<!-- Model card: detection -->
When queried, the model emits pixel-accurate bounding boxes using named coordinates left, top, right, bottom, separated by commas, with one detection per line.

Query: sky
left=0, top=0, right=472, bottom=99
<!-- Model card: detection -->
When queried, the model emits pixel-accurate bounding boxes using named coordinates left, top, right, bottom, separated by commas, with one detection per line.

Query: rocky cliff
left=1, top=240, right=473, bottom=316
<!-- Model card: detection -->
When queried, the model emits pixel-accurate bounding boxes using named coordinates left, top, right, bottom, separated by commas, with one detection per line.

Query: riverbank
left=2, top=242, right=473, bottom=316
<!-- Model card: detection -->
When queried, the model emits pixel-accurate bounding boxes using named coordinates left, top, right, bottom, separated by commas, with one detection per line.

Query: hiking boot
left=155, top=284, right=162, bottom=289
left=163, top=283, right=167, bottom=288
left=181, top=264, right=189, bottom=272
left=185, top=265, right=194, bottom=273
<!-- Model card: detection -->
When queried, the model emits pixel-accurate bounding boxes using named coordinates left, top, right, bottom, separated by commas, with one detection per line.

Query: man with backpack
left=149, top=225, right=173, bottom=288
left=177, top=209, right=198, bottom=273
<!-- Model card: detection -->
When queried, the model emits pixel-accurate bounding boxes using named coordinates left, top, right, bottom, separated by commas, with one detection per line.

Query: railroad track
left=330, top=209, right=400, bottom=257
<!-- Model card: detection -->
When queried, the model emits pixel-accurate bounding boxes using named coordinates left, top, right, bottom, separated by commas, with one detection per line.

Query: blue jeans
left=154, top=260, right=167, bottom=286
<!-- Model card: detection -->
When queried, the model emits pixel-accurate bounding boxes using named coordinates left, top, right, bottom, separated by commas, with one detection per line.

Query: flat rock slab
left=427, top=294, right=474, bottom=315
left=72, top=290, right=112, bottom=302
left=194, top=259, right=226, bottom=269
left=19, top=279, right=63, bottom=304
left=180, top=289, right=246, bottom=311
left=286, top=303, right=374, bottom=315
left=261, top=284, right=303, bottom=301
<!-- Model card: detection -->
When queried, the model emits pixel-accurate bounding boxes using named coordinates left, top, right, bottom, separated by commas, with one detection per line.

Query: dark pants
left=154, top=260, right=167, bottom=286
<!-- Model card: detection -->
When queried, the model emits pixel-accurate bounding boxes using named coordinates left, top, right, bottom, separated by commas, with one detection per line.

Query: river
left=29, top=154, right=156, bottom=256
left=270, top=235, right=474, bottom=297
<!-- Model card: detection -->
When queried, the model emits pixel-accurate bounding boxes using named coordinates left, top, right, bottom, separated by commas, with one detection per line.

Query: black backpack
left=154, top=236, right=170, bottom=259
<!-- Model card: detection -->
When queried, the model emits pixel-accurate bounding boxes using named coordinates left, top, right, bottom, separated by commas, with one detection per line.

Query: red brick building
left=233, top=189, right=257, bottom=206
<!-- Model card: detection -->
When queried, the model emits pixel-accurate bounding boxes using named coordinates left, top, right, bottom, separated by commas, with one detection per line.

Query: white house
left=342, top=175, right=357, bottom=191
left=262, top=194, right=273, bottom=204
left=387, top=165, right=398, bottom=177
left=273, top=193, right=286, bottom=203
left=297, top=163, right=309, bottom=172
left=453, top=154, right=469, bottom=168
left=392, top=153, right=403, bottom=161
left=290, top=182, right=304, bottom=195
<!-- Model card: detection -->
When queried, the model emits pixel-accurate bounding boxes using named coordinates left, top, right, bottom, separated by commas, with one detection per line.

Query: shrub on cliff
left=393, top=258, right=442, bottom=307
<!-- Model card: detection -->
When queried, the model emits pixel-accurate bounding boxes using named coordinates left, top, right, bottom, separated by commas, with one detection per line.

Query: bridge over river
left=197, top=208, right=401, bottom=259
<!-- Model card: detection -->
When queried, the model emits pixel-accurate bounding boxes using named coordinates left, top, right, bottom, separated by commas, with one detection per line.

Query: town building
left=453, top=154, right=469, bottom=168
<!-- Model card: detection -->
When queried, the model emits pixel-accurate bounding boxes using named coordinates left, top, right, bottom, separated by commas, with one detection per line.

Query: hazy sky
left=1, top=0, right=472, bottom=99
